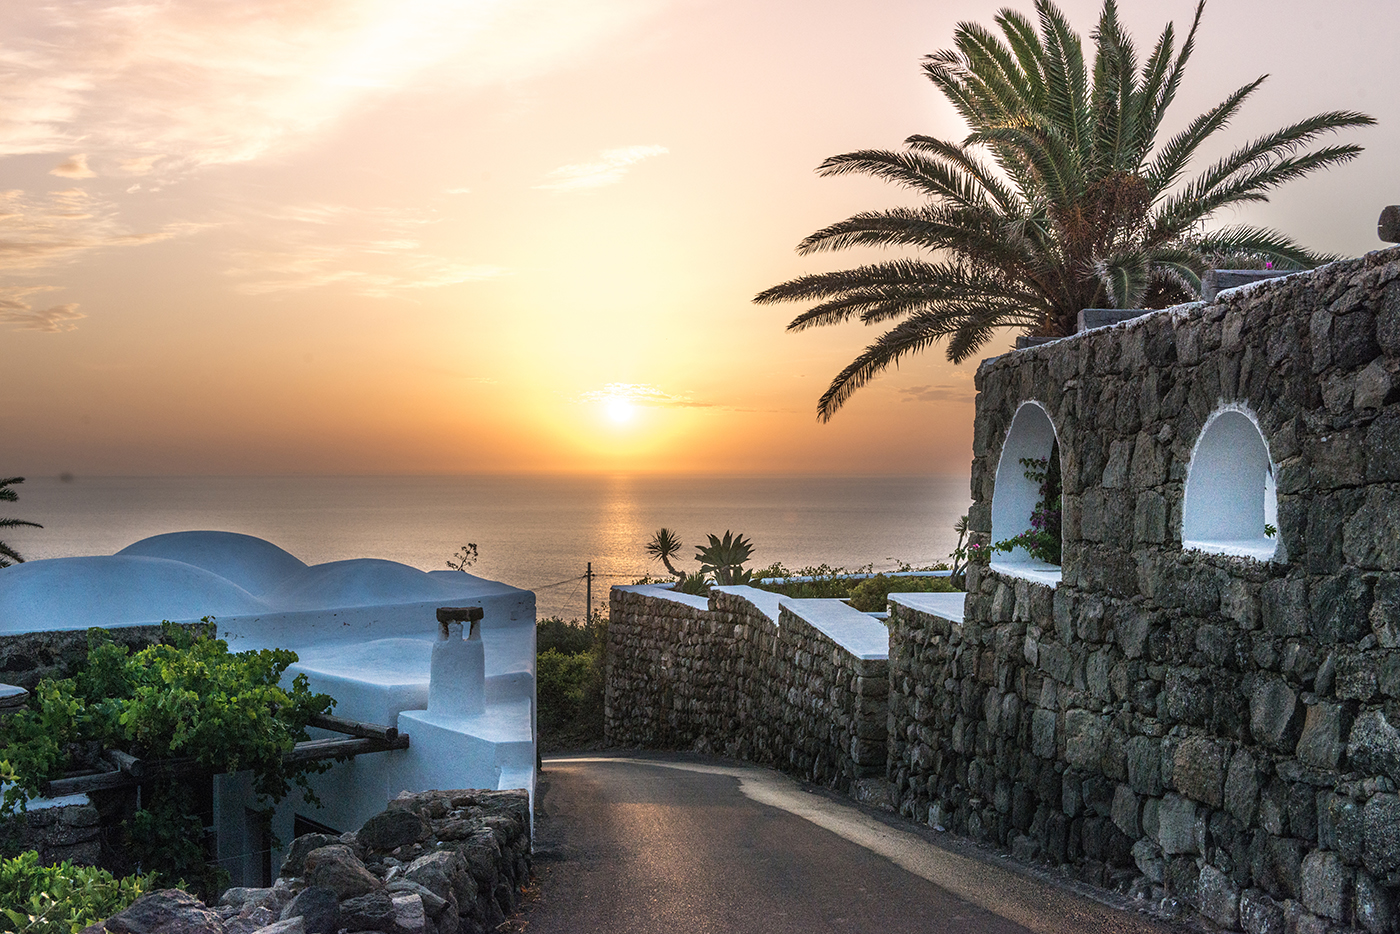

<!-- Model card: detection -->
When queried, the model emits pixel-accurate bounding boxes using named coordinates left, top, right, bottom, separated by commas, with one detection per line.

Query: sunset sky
left=2, top=0, right=1395, bottom=477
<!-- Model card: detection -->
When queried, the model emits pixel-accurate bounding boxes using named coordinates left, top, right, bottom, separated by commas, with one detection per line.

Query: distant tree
left=756, top=0, right=1374, bottom=421
left=0, top=477, right=41, bottom=568
left=645, top=528, right=686, bottom=581
left=446, top=543, right=479, bottom=571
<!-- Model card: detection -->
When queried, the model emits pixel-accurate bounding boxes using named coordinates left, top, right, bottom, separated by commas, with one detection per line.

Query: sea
left=4, top=474, right=973, bottom=622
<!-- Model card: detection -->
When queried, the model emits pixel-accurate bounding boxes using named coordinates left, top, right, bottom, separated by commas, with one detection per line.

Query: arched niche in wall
left=1182, top=406, right=1280, bottom=561
left=989, top=400, right=1062, bottom=585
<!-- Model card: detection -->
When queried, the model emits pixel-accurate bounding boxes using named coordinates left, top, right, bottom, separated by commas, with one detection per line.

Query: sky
left=1, top=0, right=1395, bottom=477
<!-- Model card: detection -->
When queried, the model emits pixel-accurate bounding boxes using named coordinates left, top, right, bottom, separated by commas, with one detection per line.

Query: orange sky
left=2, top=0, right=1395, bottom=477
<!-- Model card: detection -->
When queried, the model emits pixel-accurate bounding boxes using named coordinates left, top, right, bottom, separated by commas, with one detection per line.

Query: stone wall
left=887, top=247, right=1400, bottom=933
left=605, top=587, right=888, bottom=792
left=0, top=622, right=204, bottom=691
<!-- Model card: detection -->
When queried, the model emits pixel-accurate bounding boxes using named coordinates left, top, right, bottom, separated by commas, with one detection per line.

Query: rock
left=225, top=908, right=274, bottom=934
left=338, top=892, right=395, bottom=933
left=1196, top=864, right=1240, bottom=929
left=1111, top=784, right=1139, bottom=837
left=391, top=894, right=427, bottom=934
left=279, top=887, right=339, bottom=934
left=250, top=920, right=303, bottom=934
left=1172, top=736, right=1224, bottom=807
left=279, top=833, right=339, bottom=878
left=405, top=849, right=477, bottom=911
left=305, top=845, right=381, bottom=899
left=1348, top=709, right=1400, bottom=781
left=1295, top=703, right=1349, bottom=770
left=1225, top=747, right=1260, bottom=825
left=1157, top=794, right=1198, bottom=856
left=1355, top=869, right=1395, bottom=934
left=1132, top=838, right=1164, bottom=882
left=104, top=890, right=225, bottom=934
left=358, top=808, right=430, bottom=852
left=1126, top=735, right=1162, bottom=796
left=1364, top=794, right=1400, bottom=873
left=1063, top=709, right=1105, bottom=769
left=1031, top=709, right=1056, bottom=759
left=386, top=880, right=448, bottom=917
left=1300, top=849, right=1350, bottom=920
left=1239, top=888, right=1284, bottom=934
left=1251, top=678, right=1303, bottom=751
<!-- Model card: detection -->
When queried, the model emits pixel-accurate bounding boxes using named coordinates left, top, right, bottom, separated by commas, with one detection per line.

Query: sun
left=606, top=396, right=634, bottom=423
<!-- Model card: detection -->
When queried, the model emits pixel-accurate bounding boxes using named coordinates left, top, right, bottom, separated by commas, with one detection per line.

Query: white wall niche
left=989, top=400, right=1063, bottom=586
left=1182, top=405, right=1280, bottom=562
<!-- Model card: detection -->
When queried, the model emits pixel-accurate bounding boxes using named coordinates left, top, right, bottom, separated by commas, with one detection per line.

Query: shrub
left=0, top=850, right=153, bottom=934
left=751, top=563, right=958, bottom=611
left=534, top=617, right=606, bottom=747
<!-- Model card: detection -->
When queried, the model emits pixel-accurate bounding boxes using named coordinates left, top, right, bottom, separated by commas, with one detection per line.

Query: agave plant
left=695, top=531, right=756, bottom=586
left=0, top=477, right=41, bottom=568
left=756, top=0, right=1374, bottom=420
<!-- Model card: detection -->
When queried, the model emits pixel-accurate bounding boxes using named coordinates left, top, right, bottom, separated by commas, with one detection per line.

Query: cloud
left=224, top=200, right=506, bottom=297
left=0, top=188, right=206, bottom=274
left=577, top=383, right=712, bottom=408
left=898, top=384, right=976, bottom=403
left=0, top=291, right=85, bottom=331
left=535, top=145, right=668, bottom=192
left=0, top=0, right=670, bottom=176
left=50, top=154, right=95, bottom=178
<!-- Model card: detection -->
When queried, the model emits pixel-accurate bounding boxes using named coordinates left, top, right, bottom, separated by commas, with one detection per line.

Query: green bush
left=535, top=617, right=605, bottom=747
left=0, top=851, right=153, bottom=934
left=0, top=621, right=335, bottom=897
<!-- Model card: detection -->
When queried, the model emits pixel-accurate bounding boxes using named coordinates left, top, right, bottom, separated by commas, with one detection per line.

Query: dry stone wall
left=887, top=247, right=1400, bottom=933
left=605, top=587, right=888, bottom=792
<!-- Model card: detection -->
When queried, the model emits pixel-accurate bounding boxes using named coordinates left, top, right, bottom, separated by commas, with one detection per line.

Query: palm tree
left=1, top=476, right=42, bottom=568
left=755, top=0, right=1374, bottom=421
left=645, top=528, right=686, bottom=581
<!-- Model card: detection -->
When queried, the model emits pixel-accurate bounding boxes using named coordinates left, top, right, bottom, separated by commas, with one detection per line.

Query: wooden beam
left=307, top=712, right=398, bottom=743
left=39, top=732, right=409, bottom=797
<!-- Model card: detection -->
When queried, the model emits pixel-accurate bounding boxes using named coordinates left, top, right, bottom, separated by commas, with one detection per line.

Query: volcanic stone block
left=1197, top=864, right=1241, bottom=930
left=1348, top=709, right=1400, bottom=781
left=1157, top=794, right=1198, bottom=855
left=1251, top=678, right=1303, bottom=752
left=1345, top=489, right=1400, bottom=570
left=1063, top=709, right=1106, bottom=769
left=1295, top=702, right=1350, bottom=770
left=1262, top=577, right=1309, bottom=638
left=1381, top=205, right=1400, bottom=243
left=1355, top=869, right=1396, bottom=934
left=1173, top=736, right=1225, bottom=808
left=1301, top=850, right=1351, bottom=921
left=1240, top=888, right=1285, bottom=934
left=1225, top=747, right=1260, bottom=825
left=1031, top=708, right=1056, bottom=759
left=1364, top=794, right=1400, bottom=873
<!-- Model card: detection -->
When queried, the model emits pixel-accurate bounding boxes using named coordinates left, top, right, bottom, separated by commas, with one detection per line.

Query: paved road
left=519, top=754, right=1178, bottom=934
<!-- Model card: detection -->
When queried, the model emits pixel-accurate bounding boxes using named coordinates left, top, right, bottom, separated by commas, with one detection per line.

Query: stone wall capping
left=711, top=585, right=781, bottom=623
left=887, top=591, right=965, bottom=624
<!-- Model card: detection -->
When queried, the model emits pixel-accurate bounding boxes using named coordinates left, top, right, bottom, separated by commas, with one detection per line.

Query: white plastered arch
left=1182, top=403, right=1279, bottom=561
left=989, top=400, right=1062, bottom=585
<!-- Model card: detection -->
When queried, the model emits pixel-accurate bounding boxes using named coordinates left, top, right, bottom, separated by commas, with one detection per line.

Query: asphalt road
left=519, top=754, right=1180, bottom=934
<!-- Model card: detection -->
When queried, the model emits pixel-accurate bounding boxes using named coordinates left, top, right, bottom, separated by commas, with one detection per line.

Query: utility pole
left=586, top=562, right=593, bottom=622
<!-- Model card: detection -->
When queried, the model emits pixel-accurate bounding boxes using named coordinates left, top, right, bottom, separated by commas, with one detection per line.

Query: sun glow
left=606, top=396, right=634, bottom=423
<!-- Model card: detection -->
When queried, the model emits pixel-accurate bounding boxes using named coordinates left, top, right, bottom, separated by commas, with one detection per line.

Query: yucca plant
left=756, top=0, right=1374, bottom=420
left=645, top=528, right=686, bottom=581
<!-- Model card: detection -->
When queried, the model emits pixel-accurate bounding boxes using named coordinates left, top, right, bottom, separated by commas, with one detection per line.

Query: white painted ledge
left=612, top=583, right=711, bottom=611
left=712, top=585, right=781, bottom=622
left=781, top=598, right=889, bottom=661
left=989, top=558, right=1063, bottom=587
left=889, top=591, right=966, bottom=624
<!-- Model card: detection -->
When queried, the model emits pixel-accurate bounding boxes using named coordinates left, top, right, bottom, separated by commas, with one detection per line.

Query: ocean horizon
left=3, top=473, right=973, bottom=621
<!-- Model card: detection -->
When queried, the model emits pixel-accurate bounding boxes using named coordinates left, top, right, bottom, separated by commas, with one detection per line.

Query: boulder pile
left=84, top=789, right=531, bottom=934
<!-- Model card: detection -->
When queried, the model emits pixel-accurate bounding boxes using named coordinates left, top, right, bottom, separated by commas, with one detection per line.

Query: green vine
left=0, top=621, right=334, bottom=894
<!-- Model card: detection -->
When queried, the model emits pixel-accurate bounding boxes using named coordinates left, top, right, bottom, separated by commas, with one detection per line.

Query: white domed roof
left=117, top=531, right=308, bottom=597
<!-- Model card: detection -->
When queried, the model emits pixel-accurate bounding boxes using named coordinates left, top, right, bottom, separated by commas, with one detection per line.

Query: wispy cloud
left=0, top=289, right=85, bottom=332
left=1, top=1, right=669, bottom=176
left=225, top=200, right=505, bottom=297
left=898, top=383, right=976, bottom=403
left=535, top=145, right=668, bottom=192
left=577, top=382, right=712, bottom=408
left=50, top=155, right=95, bottom=178
left=0, top=188, right=206, bottom=273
